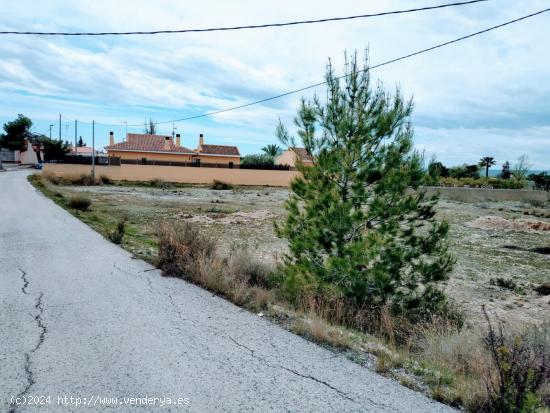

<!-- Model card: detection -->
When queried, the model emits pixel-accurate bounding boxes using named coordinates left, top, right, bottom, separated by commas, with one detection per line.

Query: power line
left=52, top=7, right=550, bottom=129
left=0, top=1, right=487, bottom=36
left=115, top=7, right=548, bottom=128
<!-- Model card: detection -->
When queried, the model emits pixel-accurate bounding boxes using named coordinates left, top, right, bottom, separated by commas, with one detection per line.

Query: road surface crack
left=19, top=268, right=29, bottom=294
left=228, top=336, right=255, bottom=356
left=279, top=366, right=356, bottom=402
left=9, top=292, right=47, bottom=413
left=225, top=336, right=361, bottom=405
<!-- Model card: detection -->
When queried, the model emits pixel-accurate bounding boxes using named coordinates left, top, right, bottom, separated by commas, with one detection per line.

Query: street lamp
left=49, top=124, right=54, bottom=140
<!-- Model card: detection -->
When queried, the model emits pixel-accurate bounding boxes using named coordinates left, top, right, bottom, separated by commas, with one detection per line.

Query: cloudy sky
left=1, top=0, right=549, bottom=169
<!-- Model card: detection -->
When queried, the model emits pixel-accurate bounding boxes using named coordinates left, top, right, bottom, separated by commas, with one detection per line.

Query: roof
left=105, top=134, right=195, bottom=154
left=291, top=147, right=313, bottom=162
left=71, top=146, right=94, bottom=154
left=198, top=144, right=240, bottom=156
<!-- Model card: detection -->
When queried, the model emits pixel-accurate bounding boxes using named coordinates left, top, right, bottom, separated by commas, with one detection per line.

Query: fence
left=50, top=155, right=294, bottom=170
left=0, top=149, right=16, bottom=162
left=43, top=163, right=301, bottom=187
left=48, top=155, right=120, bottom=166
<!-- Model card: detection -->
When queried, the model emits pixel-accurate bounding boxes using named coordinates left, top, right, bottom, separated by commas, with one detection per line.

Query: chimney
left=175, top=133, right=181, bottom=147
left=164, top=136, right=171, bottom=150
left=199, top=133, right=204, bottom=147
left=109, top=131, right=114, bottom=146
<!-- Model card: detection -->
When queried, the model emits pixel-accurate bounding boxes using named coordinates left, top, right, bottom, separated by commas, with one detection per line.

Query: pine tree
left=275, top=52, right=454, bottom=319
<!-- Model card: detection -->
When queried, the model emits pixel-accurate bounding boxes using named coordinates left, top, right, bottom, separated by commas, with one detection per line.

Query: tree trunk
left=486, top=165, right=489, bottom=178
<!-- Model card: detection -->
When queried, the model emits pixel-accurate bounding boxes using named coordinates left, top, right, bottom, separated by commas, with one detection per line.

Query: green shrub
left=68, top=195, right=91, bottom=211
left=211, top=180, right=233, bottom=190
left=439, top=177, right=525, bottom=189
left=240, top=154, right=274, bottom=168
left=482, top=308, right=549, bottom=413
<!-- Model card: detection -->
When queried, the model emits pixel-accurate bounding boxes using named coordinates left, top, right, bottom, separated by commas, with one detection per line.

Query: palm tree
left=261, top=144, right=282, bottom=158
left=479, top=156, right=496, bottom=178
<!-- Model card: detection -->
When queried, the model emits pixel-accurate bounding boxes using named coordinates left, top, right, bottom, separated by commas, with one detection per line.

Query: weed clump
left=149, top=178, right=172, bottom=189
left=67, top=195, right=91, bottom=211
left=108, top=216, right=127, bottom=244
left=211, top=180, right=233, bottom=190
left=490, top=277, right=517, bottom=291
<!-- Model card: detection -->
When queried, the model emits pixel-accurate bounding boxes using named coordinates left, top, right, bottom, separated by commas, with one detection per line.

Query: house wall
left=19, top=149, right=40, bottom=165
left=44, top=163, right=300, bottom=187
left=107, top=150, right=240, bottom=165
left=275, top=150, right=312, bottom=167
left=195, top=154, right=240, bottom=165
left=275, top=150, right=297, bottom=166
left=108, top=150, right=194, bottom=162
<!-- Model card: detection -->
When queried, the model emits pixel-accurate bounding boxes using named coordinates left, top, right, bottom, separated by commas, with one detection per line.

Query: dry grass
left=157, top=221, right=274, bottom=312
left=42, top=171, right=102, bottom=186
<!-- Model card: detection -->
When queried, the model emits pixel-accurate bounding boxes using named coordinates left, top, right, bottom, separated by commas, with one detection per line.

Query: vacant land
left=47, top=182, right=550, bottom=326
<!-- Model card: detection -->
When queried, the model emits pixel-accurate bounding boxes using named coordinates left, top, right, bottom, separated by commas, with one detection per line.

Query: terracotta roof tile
left=292, top=147, right=313, bottom=162
left=198, top=144, right=240, bottom=156
left=105, top=134, right=195, bottom=154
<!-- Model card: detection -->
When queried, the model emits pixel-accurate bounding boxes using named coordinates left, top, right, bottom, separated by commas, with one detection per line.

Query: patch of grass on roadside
left=28, top=173, right=158, bottom=262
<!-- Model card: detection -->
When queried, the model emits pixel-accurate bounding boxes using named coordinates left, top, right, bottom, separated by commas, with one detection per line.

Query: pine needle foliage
left=275, top=52, right=454, bottom=320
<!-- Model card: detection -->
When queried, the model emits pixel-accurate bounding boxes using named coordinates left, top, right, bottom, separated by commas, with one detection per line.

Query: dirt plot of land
left=68, top=184, right=550, bottom=326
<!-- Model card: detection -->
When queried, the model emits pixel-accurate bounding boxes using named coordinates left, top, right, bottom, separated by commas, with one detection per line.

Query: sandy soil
left=70, top=184, right=550, bottom=326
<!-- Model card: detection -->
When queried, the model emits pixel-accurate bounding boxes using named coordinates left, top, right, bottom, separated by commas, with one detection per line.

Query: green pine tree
left=275, top=52, right=454, bottom=320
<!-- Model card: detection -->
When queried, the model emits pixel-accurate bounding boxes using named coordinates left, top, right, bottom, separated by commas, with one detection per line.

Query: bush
left=149, top=178, right=172, bottom=189
left=482, top=308, right=550, bottom=413
left=108, top=216, right=127, bottom=244
left=240, top=154, right=274, bottom=168
left=67, top=195, right=91, bottom=211
left=490, top=277, right=517, bottom=291
left=449, top=164, right=481, bottom=179
left=439, top=177, right=525, bottom=189
left=100, top=175, right=114, bottom=185
left=211, top=180, right=233, bottom=190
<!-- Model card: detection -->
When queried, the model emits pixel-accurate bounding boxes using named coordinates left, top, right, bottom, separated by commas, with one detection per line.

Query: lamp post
left=49, top=124, right=54, bottom=140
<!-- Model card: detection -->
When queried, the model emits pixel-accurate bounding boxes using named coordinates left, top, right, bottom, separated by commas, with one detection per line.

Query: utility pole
left=49, top=124, right=54, bottom=140
left=58, top=114, right=61, bottom=141
left=91, top=120, right=95, bottom=180
left=74, top=119, right=78, bottom=159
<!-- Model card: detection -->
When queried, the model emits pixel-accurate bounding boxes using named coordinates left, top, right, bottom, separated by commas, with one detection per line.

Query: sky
left=0, top=0, right=549, bottom=170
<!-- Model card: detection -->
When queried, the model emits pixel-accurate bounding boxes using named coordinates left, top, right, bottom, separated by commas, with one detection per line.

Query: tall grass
left=157, top=221, right=273, bottom=312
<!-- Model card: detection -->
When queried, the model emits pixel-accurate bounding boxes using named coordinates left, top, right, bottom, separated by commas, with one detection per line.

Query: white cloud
left=0, top=0, right=549, bottom=165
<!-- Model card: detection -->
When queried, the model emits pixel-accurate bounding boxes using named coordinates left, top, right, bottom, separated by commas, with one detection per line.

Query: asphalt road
left=0, top=170, right=455, bottom=413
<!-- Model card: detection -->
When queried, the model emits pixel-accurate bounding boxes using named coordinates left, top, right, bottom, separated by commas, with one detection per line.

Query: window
left=141, top=157, right=147, bottom=165
left=193, top=158, right=201, bottom=167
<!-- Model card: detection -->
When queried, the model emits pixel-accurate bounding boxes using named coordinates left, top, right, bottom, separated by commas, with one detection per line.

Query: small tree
left=501, top=161, right=511, bottom=179
left=143, top=119, right=157, bottom=135
left=427, top=159, right=449, bottom=184
left=77, top=136, right=86, bottom=147
left=41, top=137, right=70, bottom=161
left=0, top=114, right=33, bottom=151
left=512, top=155, right=533, bottom=182
left=275, top=52, right=454, bottom=319
left=479, top=156, right=497, bottom=178
left=261, top=144, right=283, bottom=158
